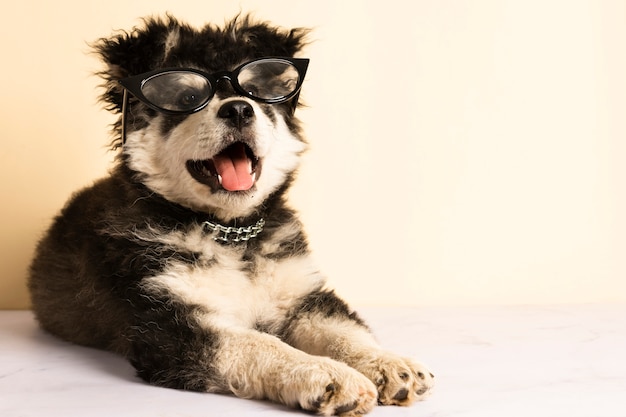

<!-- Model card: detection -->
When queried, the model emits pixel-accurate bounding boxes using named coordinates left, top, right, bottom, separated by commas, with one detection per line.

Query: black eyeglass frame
left=119, top=56, right=309, bottom=144
left=119, top=56, right=309, bottom=114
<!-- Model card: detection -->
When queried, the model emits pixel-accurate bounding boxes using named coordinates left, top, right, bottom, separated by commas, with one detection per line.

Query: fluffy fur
left=28, top=15, right=433, bottom=416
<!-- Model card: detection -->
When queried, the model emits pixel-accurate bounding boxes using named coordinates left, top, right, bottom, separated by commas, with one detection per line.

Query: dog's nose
left=217, top=100, right=255, bottom=130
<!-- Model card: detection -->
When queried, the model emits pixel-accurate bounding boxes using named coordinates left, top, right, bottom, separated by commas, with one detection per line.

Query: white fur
left=125, top=96, right=305, bottom=220
left=163, top=28, right=180, bottom=62
left=140, top=224, right=325, bottom=330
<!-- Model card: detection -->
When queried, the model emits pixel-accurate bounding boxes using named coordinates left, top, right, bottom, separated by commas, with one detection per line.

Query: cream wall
left=1, top=0, right=624, bottom=309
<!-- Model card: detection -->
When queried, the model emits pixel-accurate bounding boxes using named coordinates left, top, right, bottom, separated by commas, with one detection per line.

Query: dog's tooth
left=248, top=159, right=253, bottom=175
left=251, top=172, right=256, bottom=183
left=217, top=174, right=223, bottom=185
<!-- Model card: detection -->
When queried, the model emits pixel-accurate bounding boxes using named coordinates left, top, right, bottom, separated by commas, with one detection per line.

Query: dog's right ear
left=92, top=16, right=185, bottom=114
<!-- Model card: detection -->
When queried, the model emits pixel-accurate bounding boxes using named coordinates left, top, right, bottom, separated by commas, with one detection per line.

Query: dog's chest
left=140, top=225, right=324, bottom=330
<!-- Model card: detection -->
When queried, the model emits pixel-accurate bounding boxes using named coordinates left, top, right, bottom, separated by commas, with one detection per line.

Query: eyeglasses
left=119, top=56, right=309, bottom=115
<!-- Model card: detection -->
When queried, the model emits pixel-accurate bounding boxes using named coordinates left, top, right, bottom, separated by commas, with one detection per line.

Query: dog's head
left=95, top=15, right=309, bottom=220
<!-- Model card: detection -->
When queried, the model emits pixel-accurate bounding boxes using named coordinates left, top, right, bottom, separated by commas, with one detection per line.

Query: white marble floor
left=1, top=305, right=625, bottom=417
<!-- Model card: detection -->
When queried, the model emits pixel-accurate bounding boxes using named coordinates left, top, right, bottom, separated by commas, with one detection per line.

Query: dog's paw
left=354, top=352, right=434, bottom=406
left=295, top=358, right=377, bottom=416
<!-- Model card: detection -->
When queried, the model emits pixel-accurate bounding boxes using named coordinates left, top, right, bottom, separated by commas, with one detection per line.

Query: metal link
left=202, top=218, right=265, bottom=243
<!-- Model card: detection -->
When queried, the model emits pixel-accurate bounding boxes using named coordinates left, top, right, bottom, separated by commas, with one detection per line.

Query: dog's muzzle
left=186, top=141, right=261, bottom=192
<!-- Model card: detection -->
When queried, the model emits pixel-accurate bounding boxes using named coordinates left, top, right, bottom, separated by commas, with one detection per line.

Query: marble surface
left=1, top=305, right=625, bottom=416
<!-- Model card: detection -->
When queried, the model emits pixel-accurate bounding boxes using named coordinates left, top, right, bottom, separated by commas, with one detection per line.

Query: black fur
left=28, top=15, right=433, bottom=413
left=28, top=161, right=312, bottom=357
left=28, top=14, right=334, bottom=388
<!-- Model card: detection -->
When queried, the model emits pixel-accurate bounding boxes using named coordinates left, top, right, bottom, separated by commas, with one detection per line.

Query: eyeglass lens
left=140, top=59, right=301, bottom=112
left=141, top=73, right=211, bottom=112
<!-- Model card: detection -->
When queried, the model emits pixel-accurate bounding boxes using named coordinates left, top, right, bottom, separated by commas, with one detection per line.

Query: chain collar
left=202, top=218, right=265, bottom=243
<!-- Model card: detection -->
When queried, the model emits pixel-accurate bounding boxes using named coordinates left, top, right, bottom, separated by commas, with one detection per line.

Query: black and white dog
left=28, top=15, right=433, bottom=416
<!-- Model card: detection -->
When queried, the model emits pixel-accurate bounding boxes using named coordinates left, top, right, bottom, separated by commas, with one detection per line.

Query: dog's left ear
left=93, top=16, right=189, bottom=114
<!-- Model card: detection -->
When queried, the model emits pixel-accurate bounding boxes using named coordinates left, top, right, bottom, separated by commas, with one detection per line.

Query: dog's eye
left=242, top=83, right=260, bottom=97
left=237, top=60, right=301, bottom=101
left=141, top=72, right=211, bottom=112
left=178, top=90, right=203, bottom=107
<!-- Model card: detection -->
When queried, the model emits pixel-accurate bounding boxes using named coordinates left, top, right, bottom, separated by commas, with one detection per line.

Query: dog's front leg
left=281, top=290, right=435, bottom=406
left=129, top=322, right=376, bottom=416
left=214, top=328, right=379, bottom=416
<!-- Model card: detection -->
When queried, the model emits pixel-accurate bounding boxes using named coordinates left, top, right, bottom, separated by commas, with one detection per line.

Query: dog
left=28, top=15, right=434, bottom=416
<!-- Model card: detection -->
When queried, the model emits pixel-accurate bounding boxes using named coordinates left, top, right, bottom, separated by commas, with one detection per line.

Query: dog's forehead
left=159, top=23, right=295, bottom=72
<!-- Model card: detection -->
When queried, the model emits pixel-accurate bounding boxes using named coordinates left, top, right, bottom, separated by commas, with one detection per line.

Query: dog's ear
left=92, top=15, right=187, bottom=114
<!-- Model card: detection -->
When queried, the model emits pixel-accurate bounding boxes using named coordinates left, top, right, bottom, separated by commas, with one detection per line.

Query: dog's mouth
left=186, top=142, right=261, bottom=192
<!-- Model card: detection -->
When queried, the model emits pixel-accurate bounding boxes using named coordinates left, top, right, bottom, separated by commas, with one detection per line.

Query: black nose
left=217, top=100, right=255, bottom=130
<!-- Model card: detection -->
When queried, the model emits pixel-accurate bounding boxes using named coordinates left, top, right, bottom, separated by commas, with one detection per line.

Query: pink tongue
left=212, top=143, right=255, bottom=191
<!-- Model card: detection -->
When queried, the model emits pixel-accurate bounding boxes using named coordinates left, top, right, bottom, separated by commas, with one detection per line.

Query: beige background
left=1, top=0, right=624, bottom=309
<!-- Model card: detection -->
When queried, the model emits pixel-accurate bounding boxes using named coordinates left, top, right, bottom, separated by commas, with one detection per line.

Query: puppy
left=28, top=15, right=433, bottom=416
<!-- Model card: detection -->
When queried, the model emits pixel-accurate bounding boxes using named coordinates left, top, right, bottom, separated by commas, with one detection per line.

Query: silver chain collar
left=202, top=218, right=265, bottom=243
